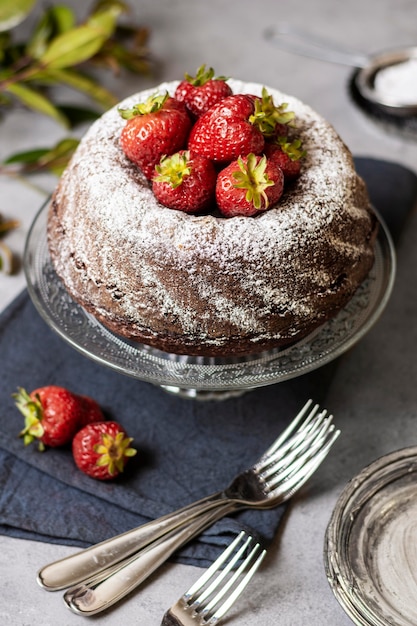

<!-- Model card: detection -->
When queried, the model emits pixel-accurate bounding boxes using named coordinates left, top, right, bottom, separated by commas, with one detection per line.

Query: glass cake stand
left=24, top=200, right=396, bottom=400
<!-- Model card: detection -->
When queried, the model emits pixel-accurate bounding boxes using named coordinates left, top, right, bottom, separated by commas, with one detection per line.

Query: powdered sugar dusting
left=48, top=79, right=376, bottom=354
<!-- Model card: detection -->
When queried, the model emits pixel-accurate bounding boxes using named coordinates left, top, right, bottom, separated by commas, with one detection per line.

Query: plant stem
left=0, top=58, right=46, bottom=91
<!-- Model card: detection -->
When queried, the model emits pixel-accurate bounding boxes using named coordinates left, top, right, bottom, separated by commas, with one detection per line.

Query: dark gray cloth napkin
left=0, top=157, right=415, bottom=567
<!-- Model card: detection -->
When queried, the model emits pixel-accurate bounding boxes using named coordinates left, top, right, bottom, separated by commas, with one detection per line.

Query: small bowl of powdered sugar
left=355, top=47, right=417, bottom=115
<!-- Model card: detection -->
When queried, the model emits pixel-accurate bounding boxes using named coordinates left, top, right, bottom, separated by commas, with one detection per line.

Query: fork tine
left=271, top=420, right=338, bottom=481
left=258, top=408, right=331, bottom=476
left=264, top=412, right=334, bottom=476
left=278, top=430, right=340, bottom=499
left=188, top=539, right=252, bottom=613
left=202, top=542, right=266, bottom=624
left=183, top=531, right=266, bottom=625
left=209, top=549, right=265, bottom=623
left=261, top=398, right=318, bottom=458
left=266, top=426, right=340, bottom=496
left=185, top=531, right=249, bottom=604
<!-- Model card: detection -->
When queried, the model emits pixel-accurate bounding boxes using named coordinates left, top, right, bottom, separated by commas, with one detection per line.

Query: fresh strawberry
left=72, top=421, right=137, bottom=480
left=188, top=94, right=265, bottom=163
left=216, top=153, right=284, bottom=217
left=14, top=386, right=83, bottom=451
left=175, top=64, right=233, bottom=117
left=77, top=395, right=105, bottom=427
left=264, top=137, right=306, bottom=180
left=188, top=88, right=295, bottom=163
left=152, top=150, right=217, bottom=213
left=119, top=92, right=192, bottom=180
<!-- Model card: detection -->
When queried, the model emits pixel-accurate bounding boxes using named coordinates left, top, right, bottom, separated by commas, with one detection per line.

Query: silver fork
left=61, top=400, right=339, bottom=615
left=161, top=531, right=266, bottom=626
left=38, top=400, right=333, bottom=591
left=38, top=400, right=339, bottom=614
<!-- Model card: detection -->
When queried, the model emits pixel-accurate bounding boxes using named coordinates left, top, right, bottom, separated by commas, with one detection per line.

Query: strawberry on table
left=264, top=137, right=306, bottom=180
left=72, top=421, right=137, bottom=481
left=174, top=64, right=233, bottom=117
left=216, top=153, right=284, bottom=217
left=152, top=150, right=217, bottom=213
left=77, top=394, right=105, bottom=427
left=14, top=385, right=84, bottom=451
left=119, top=91, right=192, bottom=180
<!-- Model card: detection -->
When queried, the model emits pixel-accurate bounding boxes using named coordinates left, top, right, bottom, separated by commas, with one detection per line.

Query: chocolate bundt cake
left=47, top=79, right=378, bottom=357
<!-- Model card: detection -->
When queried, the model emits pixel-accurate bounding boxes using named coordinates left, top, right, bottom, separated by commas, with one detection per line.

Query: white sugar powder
left=374, top=59, right=417, bottom=105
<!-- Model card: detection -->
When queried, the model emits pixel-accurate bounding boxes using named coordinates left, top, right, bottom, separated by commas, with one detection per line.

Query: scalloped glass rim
left=324, top=446, right=417, bottom=626
left=24, top=200, right=396, bottom=391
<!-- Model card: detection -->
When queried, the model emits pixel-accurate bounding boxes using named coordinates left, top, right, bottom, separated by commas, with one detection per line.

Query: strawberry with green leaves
left=188, top=89, right=295, bottom=163
left=248, top=87, right=296, bottom=138
left=72, top=421, right=137, bottom=480
left=119, top=92, right=192, bottom=180
left=152, top=150, right=217, bottom=213
left=216, top=153, right=284, bottom=217
left=175, top=64, right=233, bottom=117
left=264, top=136, right=306, bottom=180
left=14, top=385, right=86, bottom=451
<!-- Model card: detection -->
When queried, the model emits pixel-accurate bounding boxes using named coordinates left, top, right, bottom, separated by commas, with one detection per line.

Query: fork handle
left=64, top=503, right=237, bottom=616
left=37, top=491, right=226, bottom=591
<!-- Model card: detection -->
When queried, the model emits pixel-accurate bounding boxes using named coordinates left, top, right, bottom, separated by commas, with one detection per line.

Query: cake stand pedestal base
left=160, top=385, right=251, bottom=401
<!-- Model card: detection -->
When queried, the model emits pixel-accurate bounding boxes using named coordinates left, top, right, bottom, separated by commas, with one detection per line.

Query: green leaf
left=37, top=67, right=117, bottom=109
left=3, top=148, right=50, bottom=165
left=93, top=0, right=130, bottom=14
left=0, top=0, right=36, bottom=32
left=39, top=6, right=122, bottom=69
left=89, top=1, right=126, bottom=27
left=49, top=5, right=76, bottom=34
left=36, top=137, right=79, bottom=175
left=3, top=138, right=79, bottom=175
left=5, top=82, right=69, bottom=126
left=39, top=26, right=105, bottom=69
left=26, top=5, right=75, bottom=59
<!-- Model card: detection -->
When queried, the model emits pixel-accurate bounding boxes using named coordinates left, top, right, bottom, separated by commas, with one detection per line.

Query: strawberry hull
left=216, top=155, right=284, bottom=217
left=175, top=64, right=233, bottom=118
left=72, top=421, right=137, bottom=480
left=14, top=385, right=88, bottom=449
left=152, top=151, right=217, bottom=213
